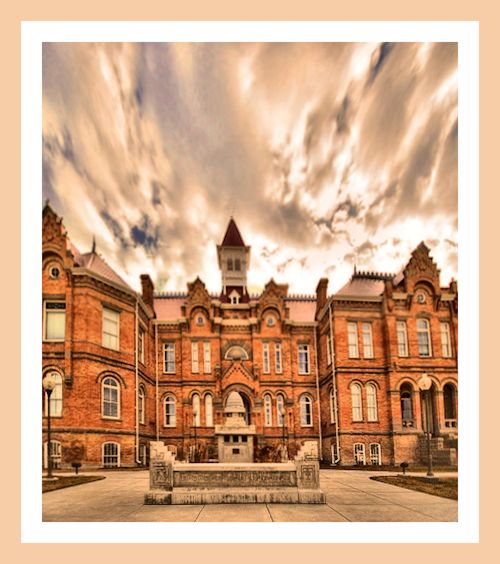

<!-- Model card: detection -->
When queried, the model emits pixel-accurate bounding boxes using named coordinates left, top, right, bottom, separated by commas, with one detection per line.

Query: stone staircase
left=419, top=436, right=458, bottom=466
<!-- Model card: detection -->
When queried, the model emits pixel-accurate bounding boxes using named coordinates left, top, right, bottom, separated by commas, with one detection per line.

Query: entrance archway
left=224, top=390, right=252, bottom=424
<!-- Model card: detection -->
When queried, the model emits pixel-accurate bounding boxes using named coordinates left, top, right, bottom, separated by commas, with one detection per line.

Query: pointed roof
left=221, top=218, right=245, bottom=247
left=78, top=251, right=132, bottom=290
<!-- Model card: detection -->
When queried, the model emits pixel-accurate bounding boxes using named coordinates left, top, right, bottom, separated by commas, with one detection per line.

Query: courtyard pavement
left=42, top=469, right=458, bottom=522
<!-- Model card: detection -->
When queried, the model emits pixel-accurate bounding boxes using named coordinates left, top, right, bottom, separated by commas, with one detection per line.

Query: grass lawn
left=42, top=475, right=106, bottom=493
left=370, top=475, right=458, bottom=500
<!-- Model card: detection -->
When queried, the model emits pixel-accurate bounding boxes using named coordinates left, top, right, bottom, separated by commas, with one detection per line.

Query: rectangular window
left=440, top=322, right=452, bottom=358
left=361, top=323, right=374, bottom=358
left=417, top=319, right=432, bottom=357
left=203, top=341, right=211, bottom=373
left=298, top=344, right=310, bottom=374
left=102, top=307, right=120, bottom=350
left=370, top=443, right=381, bottom=466
left=275, top=342, right=282, bottom=373
left=396, top=320, right=409, bottom=357
left=191, top=342, right=199, bottom=373
left=138, top=328, right=145, bottom=364
left=44, top=301, right=66, bottom=341
left=164, top=343, right=175, bottom=373
left=103, top=443, right=120, bottom=468
left=263, top=343, right=270, bottom=374
left=347, top=322, right=359, bottom=358
left=326, top=332, right=332, bottom=366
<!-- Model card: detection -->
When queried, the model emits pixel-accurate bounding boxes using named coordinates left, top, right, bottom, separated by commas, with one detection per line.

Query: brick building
left=42, top=203, right=458, bottom=469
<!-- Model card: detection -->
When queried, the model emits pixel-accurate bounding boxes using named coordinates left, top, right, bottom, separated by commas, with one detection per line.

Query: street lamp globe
left=43, top=373, right=57, bottom=392
left=418, top=373, right=432, bottom=392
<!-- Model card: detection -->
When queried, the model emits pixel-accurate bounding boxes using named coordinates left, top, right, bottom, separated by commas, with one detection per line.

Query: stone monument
left=215, top=391, right=256, bottom=462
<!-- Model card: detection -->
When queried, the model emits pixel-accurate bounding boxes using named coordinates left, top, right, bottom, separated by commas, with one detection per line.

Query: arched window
left=138, top=385, right=145, bottom=424
left=300, top=395, right=313, bottom=427
left=43, top=440, right=62, bottom=469
left=366, top=383, right=378, bottom=421
left=264, top=393, right=273, bottom=427
left=353, top=443, right=366, bottom=465
left=205, top=394, right=213, bottom=427
left=192, top=393, right=201, bottom=426
left=400, top=383, right=414, bottom=426
left=417, top=318, right=432, bottom=357
left=225, top=345, right=249, bottom=360
left=329, top=387, right=336, bottom=423
left=164, top=394, right=176, bottom=427
left=443, top=383, right=457, bottom=427
left=102, top=376, right=120, bottom=419
left=44, top=372, right=63, bottom=417
left=276, top=393, right=285, bottom=426
left=102, top=442, right=120, bottom=468
left=351, top=383, right=362, bottom=421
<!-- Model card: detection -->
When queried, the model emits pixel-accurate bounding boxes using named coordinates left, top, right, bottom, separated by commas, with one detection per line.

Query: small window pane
left=347, top=323, right=358, bottom=358
left=203, top=342, right=211, bottom=373
left=191, top=342, right=199, bottom=373
left=351, top=383, right=362, bottom=421
left=263, top=343, right=270, bottom=374
left=264, top=394, right=272, bottom=426
left=396, top=321, right=409, bottom=357
left=205, top=394, right=213, bottom=426
left=417, top=319, right=432, bottom=357
left=298, top=344, right=310, bottom=374
left=300, top=395, right=312, bottom=426
left=164, top=343, right=175, bottom=373
left=164, top=395, right=176, bottom=426
left=441, top=322, right=452, bottom=357
left=366, top=384, right=378, bottom=421
left=361, top=323, right=374, bottom=358
left=275, top=343, right=282, bottom=373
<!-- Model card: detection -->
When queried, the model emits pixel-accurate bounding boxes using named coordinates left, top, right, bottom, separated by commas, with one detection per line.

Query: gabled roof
left=335, top=271, right=392, bottom=298
left=77, top=251, right=132, bottom=290
left=221, top=218, right=245, bottom=247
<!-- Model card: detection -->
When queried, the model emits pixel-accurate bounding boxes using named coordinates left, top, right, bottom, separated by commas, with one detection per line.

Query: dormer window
left=229, top=290, right=240, bottom=304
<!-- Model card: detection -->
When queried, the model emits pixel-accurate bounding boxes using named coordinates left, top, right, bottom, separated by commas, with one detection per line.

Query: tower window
left=227, top=259, right=233, bottom=271
left=235, top=258, right=241, bottom=271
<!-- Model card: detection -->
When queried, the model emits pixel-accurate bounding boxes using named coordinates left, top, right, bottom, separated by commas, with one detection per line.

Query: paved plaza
left=42, top=469, right=458, bottom=522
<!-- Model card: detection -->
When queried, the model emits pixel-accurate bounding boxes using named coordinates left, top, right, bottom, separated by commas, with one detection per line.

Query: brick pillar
left=140, top=274, right=155, bottom=308
left=315, top=278, right=328, bottom=315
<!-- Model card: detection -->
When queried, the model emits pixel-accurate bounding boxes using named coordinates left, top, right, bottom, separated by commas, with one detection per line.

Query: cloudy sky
left=42, top=42, right=457, bottom=295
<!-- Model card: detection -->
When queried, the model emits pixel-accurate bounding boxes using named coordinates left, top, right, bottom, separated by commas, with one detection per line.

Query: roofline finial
left=91, top=235, right=96, bottom=254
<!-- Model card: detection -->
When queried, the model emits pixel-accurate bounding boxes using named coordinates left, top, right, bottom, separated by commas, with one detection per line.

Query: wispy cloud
left=43, top=42, right=457, bottom=293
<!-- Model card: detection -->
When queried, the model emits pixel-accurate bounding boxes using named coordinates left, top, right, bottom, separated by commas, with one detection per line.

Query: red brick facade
left=42, top=204, right=458, bottom=469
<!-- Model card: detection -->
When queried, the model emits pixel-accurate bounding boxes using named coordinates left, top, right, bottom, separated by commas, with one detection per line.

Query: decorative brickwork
left=42, top=203, right=458, bottom=469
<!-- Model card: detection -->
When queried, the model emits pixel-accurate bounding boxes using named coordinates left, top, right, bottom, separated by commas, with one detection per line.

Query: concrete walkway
left=42, top=469, right=457, bottom=522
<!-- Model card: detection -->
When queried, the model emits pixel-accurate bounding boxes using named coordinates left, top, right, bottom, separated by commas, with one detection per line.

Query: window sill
left=102, top=416, right=122, bottom=421
left=43, top=339, right=65, bottom=343
left=102, top=345, right=120, bottom=352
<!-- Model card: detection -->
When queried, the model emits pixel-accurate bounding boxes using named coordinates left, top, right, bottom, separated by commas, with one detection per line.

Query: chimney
left=316, top=278, right=328, bottom=313
left=140, top=274, right=154, bottom=309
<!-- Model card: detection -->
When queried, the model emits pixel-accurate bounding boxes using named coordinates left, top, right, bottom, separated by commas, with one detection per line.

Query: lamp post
left=280, top=406, right=287, bottom=461
left=418, top=374, right=434, bottom=478
left=42, top=374, right=57, bottom=479
left=193, top=408, right=198, bottom=463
